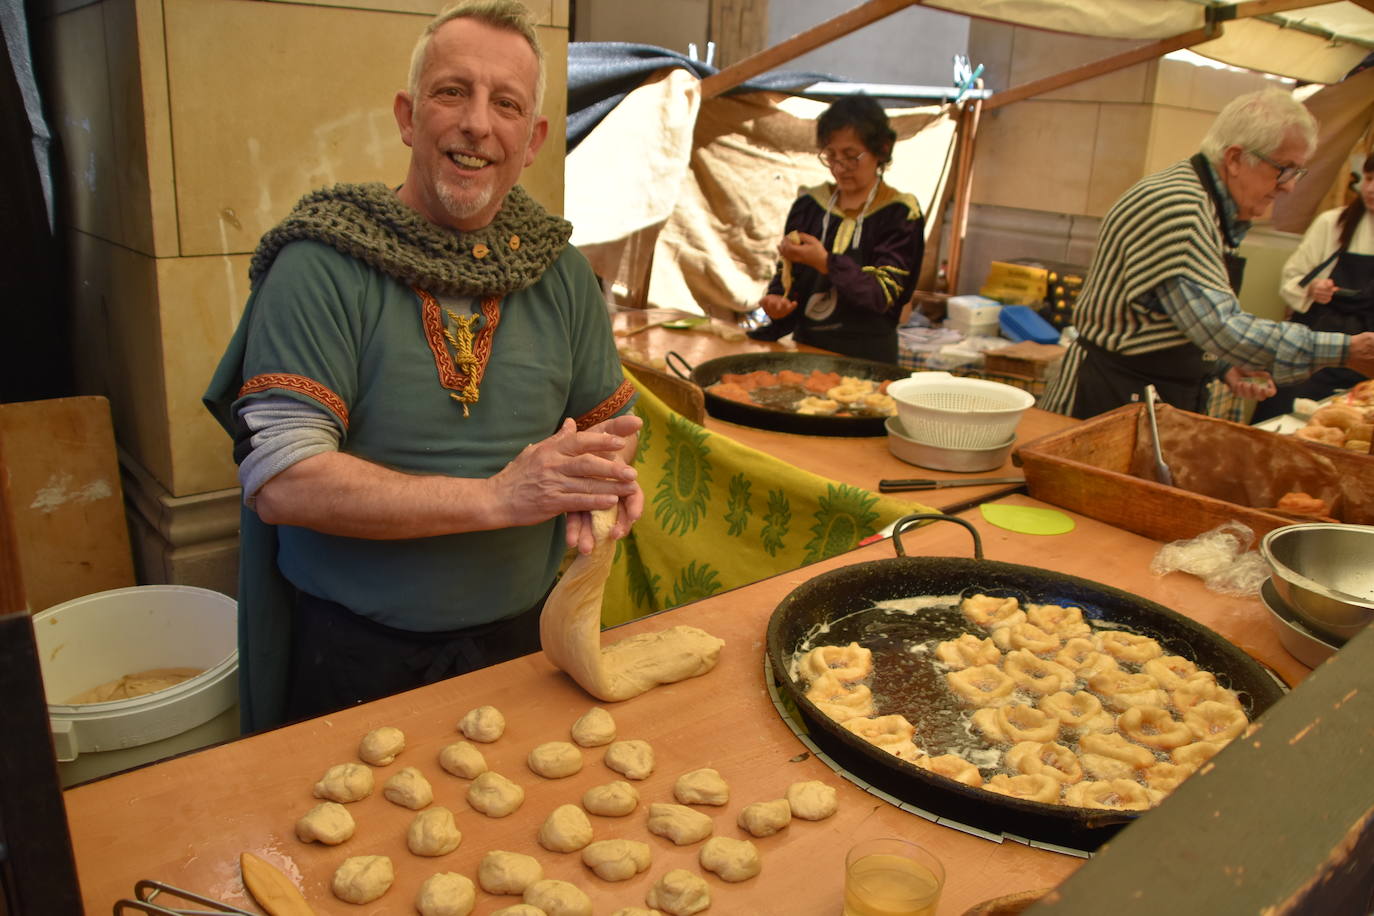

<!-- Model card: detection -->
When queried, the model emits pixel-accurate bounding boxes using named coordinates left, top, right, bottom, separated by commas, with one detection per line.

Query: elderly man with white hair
left=1042, top=87, right=1374, bottom=419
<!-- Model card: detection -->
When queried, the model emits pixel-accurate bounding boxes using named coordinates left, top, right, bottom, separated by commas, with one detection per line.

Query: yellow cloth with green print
left=602, top=368, right=936, bottom=626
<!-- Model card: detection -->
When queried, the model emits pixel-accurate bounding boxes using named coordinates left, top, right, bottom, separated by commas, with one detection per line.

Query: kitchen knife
left=878, top=476, right=1024, bottom=493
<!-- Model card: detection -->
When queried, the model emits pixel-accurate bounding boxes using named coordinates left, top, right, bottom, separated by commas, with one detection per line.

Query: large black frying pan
left=664, top=350, right=910, bottom=437
left=765, top=514, right=1287, bottom=852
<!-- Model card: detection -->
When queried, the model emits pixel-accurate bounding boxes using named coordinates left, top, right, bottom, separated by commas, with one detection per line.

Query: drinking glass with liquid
left=843, top=837, right=945, bottom=916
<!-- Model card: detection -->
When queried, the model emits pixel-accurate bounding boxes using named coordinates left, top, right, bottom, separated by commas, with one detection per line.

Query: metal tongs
left=114, top=880, right=253, bottom=916
left=1143, top=384, right=1174, bottom=486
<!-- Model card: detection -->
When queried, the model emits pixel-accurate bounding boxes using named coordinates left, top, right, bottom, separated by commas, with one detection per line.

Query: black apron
left=1071, top=154, right=1245, bottom=419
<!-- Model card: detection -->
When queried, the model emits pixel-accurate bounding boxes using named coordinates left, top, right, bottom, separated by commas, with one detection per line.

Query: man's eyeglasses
left=1249, top=149, right=1308, bottom=184
left=818, top=150, right=867, bottom=169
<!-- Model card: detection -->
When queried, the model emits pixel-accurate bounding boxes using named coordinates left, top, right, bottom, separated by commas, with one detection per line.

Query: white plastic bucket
left=33, top=585, right=238, bottom=778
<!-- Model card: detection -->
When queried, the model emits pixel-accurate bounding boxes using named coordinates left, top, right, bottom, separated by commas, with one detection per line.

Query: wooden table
left=63, top=495, right=1309, bottom=915
left=611, top=310, right=1080, bottom=513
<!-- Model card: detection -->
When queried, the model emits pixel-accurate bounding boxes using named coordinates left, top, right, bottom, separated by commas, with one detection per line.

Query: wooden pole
left=944, top=88, right=983, bottom=295
left=984, top=26, right=1218, bottom=112
left=700, top=0, right=923, bottom=99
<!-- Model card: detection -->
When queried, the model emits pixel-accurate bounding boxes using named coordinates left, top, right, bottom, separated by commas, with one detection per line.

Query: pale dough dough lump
left=416, top=872, right=475, bottom=916
left=571, top=707, right=617, bottom=747
left=439, top=741, right=488, bottom=779
left=332, top=855, right=394, bottom=904
left=295, top=801, right=355, bottom=845
left=604, top=739, right=655, bottom=780
left=538, top=804, right=594, bottom=853
left=785, top=780, right=838, bottom=821
left=467, top=771, right=525, bottom=818
left=646, top=803, right=714, bottom=846
left=383, top=766, right=434, bottom=809
left=582, top=780, right=640, bottom=817
left=478, top=850, right=543, bottom=895
left=528, top=741, right=584, bottom=778
left=408, top=806, right=463, bottom=856
left=490, top=906, right=546, bottom=916
left=699, top=836, right=761, bottom=882
left=358, top=726, right=405, bottom=766
left=737, top=799, right=791, bottom=837
left=581, top=838, right=651, bottom=881
left=459, top=705, right=506, bottom=743
left=611, top=909, right=665, bottom=916
left=645, top=869, right=711, bottom=916
left=673, top=768, right=729, bottom=806
left=524, top=878, right=593, bottom=916
left=540, top=507, right=724, bottom=702
left=313, top=762, right=374, bottom=803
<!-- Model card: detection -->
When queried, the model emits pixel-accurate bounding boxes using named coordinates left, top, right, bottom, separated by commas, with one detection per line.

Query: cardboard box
left=984, top=341, right=1066, bottom=380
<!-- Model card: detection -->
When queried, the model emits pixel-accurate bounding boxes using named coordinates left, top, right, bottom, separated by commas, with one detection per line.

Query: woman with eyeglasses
left=746, top=94, right=924, bottom=364
left=1041, top=88, right=1374, bottom=420
left=1251, top=153, right=1374, bottom=421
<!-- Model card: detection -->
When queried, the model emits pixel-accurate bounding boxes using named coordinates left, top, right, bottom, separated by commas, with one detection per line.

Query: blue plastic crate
left=998, top=305, right=1060, bottom=344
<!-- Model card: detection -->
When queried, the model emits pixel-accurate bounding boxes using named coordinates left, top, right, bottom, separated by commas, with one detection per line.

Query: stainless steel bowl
left=1259, top=523, right=1374, bottom=642
left=1259, top=577, right=1340, bottom=668
left=885, top=416, right=1015, bottom=473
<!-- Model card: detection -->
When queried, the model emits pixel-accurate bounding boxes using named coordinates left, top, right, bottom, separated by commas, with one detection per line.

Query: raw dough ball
left=645, top=869, right=710, bottom=916
left=612, top=910, right=664, bottom=916
left=737, top=799, right=791, bottom=837
left=699, top=836, right=761, bottom=882
left=646, top=803, right=714, bottom=845
left=673, top=768, right=729, bottom=806
left=581, top=838, right=652, bottom=881
left=439, top=741, right=488, bottom=779
left=295, top=801, right=355, bottom=845
left=478, top=850, right=543, bottom=895
left=538, top=804, right=594, bottom=853
left=523, top=878, right=592, bottom=916
left=467, top=771, right=525, bottom=817
left=332, top=855, right=394, bottom=904
left=313, top=762, right=374, bottom=803
left=416, top=872, right=475, bottom=916
left=383, top=766, right=434, bottom=809
left=491, top=907, right=546, bottom=916
left=604, top=739, right=655, bottom=780
left=458, top=705, right=506, bottom=743
left=785, top=780, right=838, bottom=820
left=408, top=806, right=462, bottom=856
left=582, top=780, right=640, bottom=817
left=571, top=707, right=617, bottom=747
left=358, top=726, right=405, bottom=765
left=528, top=741, right=584, bottom=778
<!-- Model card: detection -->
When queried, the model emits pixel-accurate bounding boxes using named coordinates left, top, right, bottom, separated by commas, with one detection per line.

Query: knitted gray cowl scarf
left=248, top=182, right=572, bottom=297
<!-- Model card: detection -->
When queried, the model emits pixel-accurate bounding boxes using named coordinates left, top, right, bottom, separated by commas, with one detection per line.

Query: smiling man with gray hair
left=1042, top=87, right=1374, bottom=419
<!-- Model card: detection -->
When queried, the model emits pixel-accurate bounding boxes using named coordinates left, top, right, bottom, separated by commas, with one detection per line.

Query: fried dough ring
left=1296, top=424, right=1345, bottom=445
left=935, top=634, right=1002, bottom=669
left=1078, top=732, right=1155, bottom=769
left=1117, top=706, right=1193, bottom=750
left=991, top=622, right=1062, bottom=655
left=1172, top=740, right=1224, bottom=768
left=1143, top=761, right=1196, bottom=793
left=1003, top=650, right=1077, bottom=696
left=1171, top=674, right=1241, bottom=713
left=984, top=773, right=1061, bottom=805
left=1063, top=779, right=1152, bottom=810
left=842, top=714, right=916, bottom=749
left=946, top=664, right=1016, bottom=706
left=1141, top=655, right=1199, bottom=690
left=1183, top=700, right=1248, bottom=742
left=915, top=753, right=984, bottom=787
left=960, top=594, right=1026, bottom=629
left=1055, top=638, right=1119, bottom=679
left=1078, top=752, right=1137, bottom=780
left=973, top=702, right=1060, bottom=744
left=800, top=642, right=874, bottom=684
left=1098, top=631, right=1163, bottom=663
left=1006, top=741, right=1084, bottom=784
left=1313, top=404, right=1362, bottom=429
left=805, top=673, right=874, bottom=723
left=1026, top=603, right=1092, bottom=639
left=1088, top=670, right=1168, bottom=710
left=1037, top=691, right=1107, bottom=731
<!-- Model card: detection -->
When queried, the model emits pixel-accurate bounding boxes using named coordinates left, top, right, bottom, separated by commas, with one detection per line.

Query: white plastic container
left=887, top=372, right=1035, bottom=449
left=945, top=295, right=1002, bottom=337
left=33, top=585, right=239, bottom=784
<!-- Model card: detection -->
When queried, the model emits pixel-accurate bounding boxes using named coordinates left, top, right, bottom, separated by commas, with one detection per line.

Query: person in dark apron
left=747, top=95, right=925, bottom=365
left=1253, top=154, right=1374, bottom=422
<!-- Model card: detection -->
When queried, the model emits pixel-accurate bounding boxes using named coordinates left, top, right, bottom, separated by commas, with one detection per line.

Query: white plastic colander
left=887, top=372, right=1035, bottom=449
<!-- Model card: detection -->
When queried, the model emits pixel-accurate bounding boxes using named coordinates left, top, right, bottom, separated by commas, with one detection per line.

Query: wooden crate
left=1013, top=404, right=1374, bottom=544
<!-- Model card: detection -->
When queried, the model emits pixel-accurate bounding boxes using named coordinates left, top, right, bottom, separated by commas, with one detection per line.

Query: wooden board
left=0, top=397, right=135, bottom=613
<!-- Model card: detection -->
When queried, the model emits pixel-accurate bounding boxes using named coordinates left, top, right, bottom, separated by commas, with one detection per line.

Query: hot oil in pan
left=749, top=384, right=806, bottom=412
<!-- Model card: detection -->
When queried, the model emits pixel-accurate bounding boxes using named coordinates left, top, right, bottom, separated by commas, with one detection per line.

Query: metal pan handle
left=891, top=513, right=984, bottom=560
left=663, top=350, right=695, bottom=381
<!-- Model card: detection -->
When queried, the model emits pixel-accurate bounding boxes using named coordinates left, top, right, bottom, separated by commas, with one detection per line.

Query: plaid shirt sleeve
left=1152, top=276, right=1349, bottom=384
